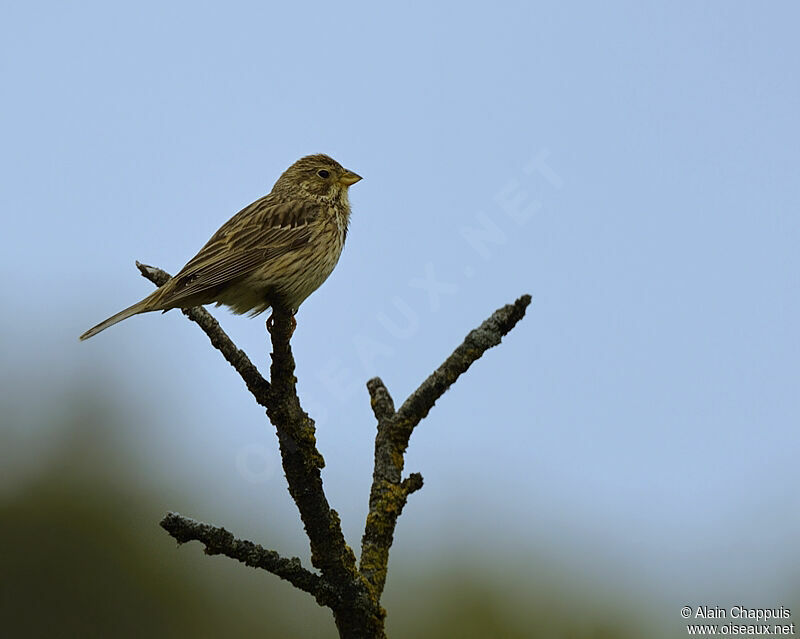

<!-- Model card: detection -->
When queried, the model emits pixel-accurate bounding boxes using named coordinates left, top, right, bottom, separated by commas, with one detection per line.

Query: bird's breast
left=265, top=205, right=349, bottom=310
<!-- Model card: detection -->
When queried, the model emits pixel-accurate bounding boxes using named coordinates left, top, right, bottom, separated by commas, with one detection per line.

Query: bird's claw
left=266, top=314, right=297, bottom=335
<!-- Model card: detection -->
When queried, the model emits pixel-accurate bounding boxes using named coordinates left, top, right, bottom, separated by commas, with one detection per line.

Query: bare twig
left=139, top=261, right=531, bottom=638
left=139, top=264, right=385, bottom=638
left=160, top=512, right=338, bottom=606
left=359, top=295, right=532, bottom=597
left=395, top=294, right=533, bottom=446
left=265, top=305, right=384, bottom=637
left=366, top=378, right=400, bottom=484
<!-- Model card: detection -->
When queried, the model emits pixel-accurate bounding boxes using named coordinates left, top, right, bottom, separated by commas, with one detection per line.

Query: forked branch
left=138, top=262, right=531, bottom=638
left=359, top=295, right=532, bottom=596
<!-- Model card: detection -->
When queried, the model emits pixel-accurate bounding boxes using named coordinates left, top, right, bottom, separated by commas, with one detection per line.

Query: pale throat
left=315, top=186, right=351, bottom=234
left=334, top=189, right=351, bottom=234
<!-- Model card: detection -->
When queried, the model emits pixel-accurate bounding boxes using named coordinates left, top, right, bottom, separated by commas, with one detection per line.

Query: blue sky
left=3, top=0, right=799, bottom=617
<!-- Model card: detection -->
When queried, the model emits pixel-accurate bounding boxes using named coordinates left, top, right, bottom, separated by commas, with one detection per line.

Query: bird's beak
left=339, top=170, right=362, bottom=187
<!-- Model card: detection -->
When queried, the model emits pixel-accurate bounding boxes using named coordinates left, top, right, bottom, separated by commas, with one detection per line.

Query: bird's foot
left=266, top=313, right=297, bottom=335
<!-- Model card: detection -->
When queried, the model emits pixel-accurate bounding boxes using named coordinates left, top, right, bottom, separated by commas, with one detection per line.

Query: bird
left=80, top=154, right=361, bottom=341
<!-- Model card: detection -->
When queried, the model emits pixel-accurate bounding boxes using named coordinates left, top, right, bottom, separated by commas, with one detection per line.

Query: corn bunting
left=80, top=154, right=361, bottom=340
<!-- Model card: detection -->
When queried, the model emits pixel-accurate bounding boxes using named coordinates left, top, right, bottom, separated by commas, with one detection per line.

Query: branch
left=141, top=260, right=531, bottom=638
left=136, top=262, right=270, bottom=407
left=366, top=378, right=399, bottom=484
left=160, top=512, right=338, bottom=607
left=265, top=305, right=384, bottom=637
left=395, top=294, right=532, bottom=446
left=139, top=262, right=385, bottom=636
left=264, top=304, right=355, bottom=576
left=360, top=294, right=532, bottom=596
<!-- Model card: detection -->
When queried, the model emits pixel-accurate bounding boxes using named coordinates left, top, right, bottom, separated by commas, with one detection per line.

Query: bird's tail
left=79, top=294, right=158, bottom=341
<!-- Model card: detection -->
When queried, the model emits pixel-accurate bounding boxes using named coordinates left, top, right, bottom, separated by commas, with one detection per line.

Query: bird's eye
left=317, top=169, right=330, bottom=179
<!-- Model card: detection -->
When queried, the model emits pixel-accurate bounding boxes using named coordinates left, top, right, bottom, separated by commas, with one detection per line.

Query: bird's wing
left=156, top=196, right=320, bottom=307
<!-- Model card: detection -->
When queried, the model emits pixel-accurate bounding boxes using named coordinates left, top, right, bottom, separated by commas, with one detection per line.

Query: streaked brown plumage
left=80, top=154, right=361, bottom=341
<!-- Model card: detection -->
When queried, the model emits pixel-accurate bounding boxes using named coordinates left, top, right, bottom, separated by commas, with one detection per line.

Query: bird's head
left=273, top=154, right=362, bottom=203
